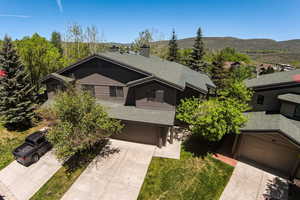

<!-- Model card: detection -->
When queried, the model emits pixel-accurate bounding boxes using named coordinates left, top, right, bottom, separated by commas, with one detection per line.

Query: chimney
left=140, top=44, right=150, bottom=57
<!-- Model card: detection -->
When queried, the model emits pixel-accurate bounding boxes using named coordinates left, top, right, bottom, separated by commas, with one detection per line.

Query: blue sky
left=0, top=0, right=299, bottom=43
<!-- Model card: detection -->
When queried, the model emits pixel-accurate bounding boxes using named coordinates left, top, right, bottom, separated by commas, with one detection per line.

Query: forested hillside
left=152, top=37, right=300, bottom=65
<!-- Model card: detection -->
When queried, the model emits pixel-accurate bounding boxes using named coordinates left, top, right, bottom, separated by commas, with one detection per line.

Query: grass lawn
left=138, top=137, right=234, bottom=200
left=30, top=140, right=109, bottom=200
left=0, top=122, right=47, bottom=170
left=30, top=165, right=85, bottom=200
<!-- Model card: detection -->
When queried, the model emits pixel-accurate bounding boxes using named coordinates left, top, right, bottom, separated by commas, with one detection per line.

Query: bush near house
left=42, top=87, right=123, bottom=161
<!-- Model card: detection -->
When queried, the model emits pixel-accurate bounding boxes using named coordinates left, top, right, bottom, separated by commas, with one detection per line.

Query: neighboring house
left=222, top=61, right=244, bottom=71
left=232, top=69, right=300, bottom=179
left=42, top=46, right=215, bottom=148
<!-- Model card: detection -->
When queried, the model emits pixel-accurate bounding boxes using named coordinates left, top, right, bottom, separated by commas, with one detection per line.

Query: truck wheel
left=33, top=154, right=40, bottom=163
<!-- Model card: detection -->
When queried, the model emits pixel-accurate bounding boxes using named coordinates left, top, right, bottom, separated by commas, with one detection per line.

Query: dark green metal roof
left=245, top=69, right=300, bottom=88
left=278, top=93, right=300, bottom=104
left=242, top=112, right=300, bottom=146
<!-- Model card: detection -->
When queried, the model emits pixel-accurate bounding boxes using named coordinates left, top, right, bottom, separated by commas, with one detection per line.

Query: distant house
left=42, top=46, right=215, bottom=148
left=232, top=70, right=300, bottom=179
left=222, top=61, right=244, bottom=71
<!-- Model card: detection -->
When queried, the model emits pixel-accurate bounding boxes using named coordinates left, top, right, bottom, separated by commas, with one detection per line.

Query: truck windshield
left=25, top=139, right=35, bottom=146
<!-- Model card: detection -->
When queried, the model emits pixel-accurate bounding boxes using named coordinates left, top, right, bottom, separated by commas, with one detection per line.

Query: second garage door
left=112, top=122, right=159, bottom=145
left=237, top=133, right=299, bottom=176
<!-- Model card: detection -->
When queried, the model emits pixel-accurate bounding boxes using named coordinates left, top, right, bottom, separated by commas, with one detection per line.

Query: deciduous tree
left=16, top=33, right=64, bottom=92
left=45, top=88, right=123, bottom=160
left=51, top=31, right=63, bottom=55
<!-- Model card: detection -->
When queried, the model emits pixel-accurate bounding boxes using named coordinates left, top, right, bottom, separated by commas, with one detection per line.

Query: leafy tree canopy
left=44, top=88, right=123, bottom=160
left=132, top=29, right=153, bottom=52
left=16, top=33, right=64, bottom=93
left=51, top=31, right=63, bottom=55
left=177, top=81, right=252, bottom=141
left=213, top=47, right=251, bottom=64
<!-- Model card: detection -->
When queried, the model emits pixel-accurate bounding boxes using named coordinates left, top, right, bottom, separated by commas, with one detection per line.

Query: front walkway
left=61, top=139, right=155, bottom=200
left=0, top=151, right=61, bottom=200
left=220, top=162, right=289, bottom=200
left=153, top=140, right=181, bottom=159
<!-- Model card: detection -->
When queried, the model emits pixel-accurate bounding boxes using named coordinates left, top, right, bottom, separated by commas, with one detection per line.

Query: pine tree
left=190, top=28, right=205, bottom=71
left=211, top=55, right=229, bottom=89
left=167, top=29, right=179, bottom=62
left=51, top=31, right=63, bottom=55
left=0, top=36, right=36, bottom=130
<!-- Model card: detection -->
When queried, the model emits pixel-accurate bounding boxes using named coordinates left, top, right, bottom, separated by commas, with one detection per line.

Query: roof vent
left=140, top=44, right=150, bottom=57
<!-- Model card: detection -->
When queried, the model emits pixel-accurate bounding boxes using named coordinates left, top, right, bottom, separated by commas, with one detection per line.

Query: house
left=42, top=46, right=215, bottom=148
left=222, top=61, right=244, bottom=71
left=232, top=69, right=300, bottom=179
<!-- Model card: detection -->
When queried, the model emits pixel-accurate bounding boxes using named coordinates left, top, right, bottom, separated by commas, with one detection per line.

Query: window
left=109, top=86, right=124, bottom=97
left=82, top=84, right=95, bottom=97
left=147, top=89, right=164, bottom=103
left=294, top=105, right=300, bottom=118
left=257, top=95, right=264, bottom=105
left=37, top=137, right=46, bottom=145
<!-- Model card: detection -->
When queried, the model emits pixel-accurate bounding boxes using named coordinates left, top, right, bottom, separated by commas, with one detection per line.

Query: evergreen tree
left=167, top=29, right=179, bottom=62
left=211, top=54, right=229, bottom=89
left=51, top=31, right=63, bottom=55
left=0, top=36, right=36, bottom=130
left=190, top=28, right=205, bottom=71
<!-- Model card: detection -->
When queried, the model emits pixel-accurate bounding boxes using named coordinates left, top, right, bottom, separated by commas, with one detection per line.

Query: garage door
left=237, top=133, right=299, bottom=176
left=112, top=123, right=158, bottom=145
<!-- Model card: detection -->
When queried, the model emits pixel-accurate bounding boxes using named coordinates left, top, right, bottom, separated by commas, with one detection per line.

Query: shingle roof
left=41, top=99, right=175, bottom=126
left=96, top=100, right=175, bottom=126
left=278, top=93, right=300, bottom=104
left=245, top=69, right=300, bottom=88
left=242, top=112, right=300, bottom=146
left=97, top=52, right=215, bottom=92
left=44, top=73, right=75, bottom=83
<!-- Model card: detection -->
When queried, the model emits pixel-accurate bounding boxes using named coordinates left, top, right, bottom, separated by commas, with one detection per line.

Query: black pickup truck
left=13, top=130, right=52, bottom=166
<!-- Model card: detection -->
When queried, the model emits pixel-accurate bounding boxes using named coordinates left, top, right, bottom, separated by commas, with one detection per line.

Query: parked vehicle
left=13, top=130, right=52, bottom=166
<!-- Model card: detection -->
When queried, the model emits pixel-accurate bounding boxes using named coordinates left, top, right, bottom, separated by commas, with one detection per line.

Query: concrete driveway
left=0, top=151, right=61, bottom=200
left=220, top=162, right=289, bottom=200
left=61, top=139, right=155, bottom=200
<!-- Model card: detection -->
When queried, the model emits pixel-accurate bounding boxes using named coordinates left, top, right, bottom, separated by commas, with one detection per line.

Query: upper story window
left=147, top=89, right=164, bottom=103
left=294, top=105, right=300, bottom=119
left=257, top=95, right=264, bottom=105
left=109, top=86, right=124, bottom=97
left=82, top=84, right=95, bottom=97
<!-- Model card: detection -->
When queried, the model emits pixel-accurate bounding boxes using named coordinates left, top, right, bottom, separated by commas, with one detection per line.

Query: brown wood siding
left=236, top=132, right=300, bottom=177
left=134, top=81, right=176, bottom=111
left=280, top=102, right=296, bottom=118
left=251, top=86, right=300, bottom=112
left=78, top=72, right=127, bottom=103
left=176, top=86, right=205, bottom=104
left=61, top=58, right=145, bottom=84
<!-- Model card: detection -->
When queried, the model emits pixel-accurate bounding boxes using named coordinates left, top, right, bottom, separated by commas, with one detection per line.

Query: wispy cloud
left=56, top=0, right=63, bottom=13
left=0, top=14, right=31, bottom=18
